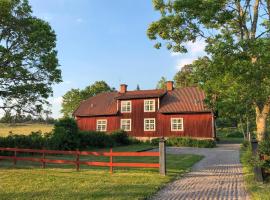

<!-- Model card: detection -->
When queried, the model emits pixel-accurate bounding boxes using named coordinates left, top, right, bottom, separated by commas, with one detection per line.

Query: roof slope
left=115, top=89, right=166, bottom=100
left=73, top=92, right=118, bottom=117
left=73, top=87, right=210, bottom=117
left=158, top=87, right=210, bottom=113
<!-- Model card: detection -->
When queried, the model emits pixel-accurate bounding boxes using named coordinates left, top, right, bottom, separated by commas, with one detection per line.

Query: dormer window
left=144, top=99, right=155, bottom=112
left=121, top=101, right=131, bottom=113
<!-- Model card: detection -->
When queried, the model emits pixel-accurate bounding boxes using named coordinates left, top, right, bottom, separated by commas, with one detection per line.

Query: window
left=96, top=120, right=107, bottom=132
left=144, top=99, right=155, bottom=112
left=144, top=118, right=156, bottom=131
left=120, top=119, right=131, bottom=131
left=121, top=101, right=131, bottom=113
left=171, top=118, right=184, bottom=131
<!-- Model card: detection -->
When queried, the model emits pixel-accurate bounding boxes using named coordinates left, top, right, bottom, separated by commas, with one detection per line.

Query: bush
left=225, top=130, right=243, bottom=138
left=0, top=131, right=46, bottom=149
left=111, top=130, right=130, bottom=145
left=78, top=131, right=114, bottom=149
left=150, top=138, right=160, bottom=146
left=48, top=118, right=80, bottom=150
left=166, top=137, right=216, bottom=148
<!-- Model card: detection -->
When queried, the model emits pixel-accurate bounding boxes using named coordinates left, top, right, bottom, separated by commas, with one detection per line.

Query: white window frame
left=96, top=119, right=107, bottom=132
left=120, top=119, right=132, bottom=131
left=144, top=118, right=156, bottom=131
left=171, top=118, right=184, bottom=131
left=121, top=101, right=132, bottom=113
left=144, top=99, right=155, bottom=112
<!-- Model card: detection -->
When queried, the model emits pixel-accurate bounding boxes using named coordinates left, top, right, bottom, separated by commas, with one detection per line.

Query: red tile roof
left=73, top=87, right=211, bottom=117
left=158, top=87, right=210, bottom=113
left=115, top=89, right=166, bottom=100
left=73, top=92, right=118, bottom=117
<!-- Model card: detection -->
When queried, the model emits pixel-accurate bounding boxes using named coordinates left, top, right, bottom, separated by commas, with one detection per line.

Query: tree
left=136, top=84, right=140, bottom=90
left=174, top=64, right=198, bottom=88
left=156, top=76, right=167, bottom=89
left=148, top=0, right=270, bottom=141
left=0, top=0, right=61, bottom=116
left=61, top=81, right=113, bottom=117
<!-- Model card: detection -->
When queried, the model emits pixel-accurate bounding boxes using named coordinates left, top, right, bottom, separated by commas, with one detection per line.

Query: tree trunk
left=255, top=103, right=270, bottom=142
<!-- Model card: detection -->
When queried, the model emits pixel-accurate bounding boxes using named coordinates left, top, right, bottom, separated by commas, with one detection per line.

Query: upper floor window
left=171, top=118, right=184, bottom=131
left=144, top=118, right=156, bottom=131
left=96, top=119, right=107, bottom=132
left=144, top=99, right=155, bottom=112
left=120, top=119, right=131, bottom=131
left=121, top=101, right=131, bottom=113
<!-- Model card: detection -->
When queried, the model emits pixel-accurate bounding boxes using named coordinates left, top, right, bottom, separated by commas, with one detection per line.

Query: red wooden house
left=73, top=81, right=216, bottom=140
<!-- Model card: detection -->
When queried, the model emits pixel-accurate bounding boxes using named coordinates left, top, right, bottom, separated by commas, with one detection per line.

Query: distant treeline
left=0, top=112, right=56, bottom=124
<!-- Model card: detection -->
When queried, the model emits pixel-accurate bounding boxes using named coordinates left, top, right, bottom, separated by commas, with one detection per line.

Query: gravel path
left=151, top=144, right=249, bottom=200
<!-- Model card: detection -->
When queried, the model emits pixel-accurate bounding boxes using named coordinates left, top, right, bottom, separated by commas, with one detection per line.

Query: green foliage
left=259, top=140, right=270, bottom=156
left=111, top=130, right=130, bottom=146
left=166, top=137, right=216, bottom=148
left=78, top=131, right=114, bottom=148
left=225, top=131, right=243, bottom=138
left=148, top=0, right=270, bottom=140
left=49, top=118, right=79, bottom=150
left=0, top=0, right=61, bottom=115
left=150, top=137, right=216, bottom=148
left=173, top=64, right=198, bottom=88
left=0, top=131, right=47, bottom=149
left=61, top=81, right=113, bottom=117
left=156, top=76, right=167, bottom=89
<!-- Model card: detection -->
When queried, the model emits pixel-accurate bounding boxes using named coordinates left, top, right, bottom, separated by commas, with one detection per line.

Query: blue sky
left=29, top=0, right=206, bottom=118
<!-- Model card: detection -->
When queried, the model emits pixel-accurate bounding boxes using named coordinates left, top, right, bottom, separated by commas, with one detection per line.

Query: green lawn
left=216, top=128, right=244, bottom=143
left=0, top=145, right=203, bottom=200
left=241, top=148, right=270, bottom=200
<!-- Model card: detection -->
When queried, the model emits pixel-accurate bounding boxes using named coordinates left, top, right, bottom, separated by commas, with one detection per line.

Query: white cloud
left=175, top=58, right=195, bottom=70
left=39, top=13, right=54, bottom=21
left=171, top=40, right=206, bottom=71
left=50, top=96, right=63, bottom=105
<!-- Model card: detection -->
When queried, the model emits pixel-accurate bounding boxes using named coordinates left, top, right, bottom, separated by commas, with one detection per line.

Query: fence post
left=110, top=148, right=113, bottom=174
left=159, top=137, right=166, bottom=176
left=251, top=139, right=263, bottom=182
left=13, top=149, right=17, bottom=166
left=76, top=149, right=80, bottom=171
left=42, top=148, right=46, bottom=169
left=248, top=132, right=252, bottom=142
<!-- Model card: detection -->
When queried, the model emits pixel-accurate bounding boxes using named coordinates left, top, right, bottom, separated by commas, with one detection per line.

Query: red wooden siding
left=118, top=98, right=158, bottom=137
left=77, top=116, right=119, bottom=133
left=156, top=113, right=213, bottom=138
left=76, top=97, right=214, bottom=138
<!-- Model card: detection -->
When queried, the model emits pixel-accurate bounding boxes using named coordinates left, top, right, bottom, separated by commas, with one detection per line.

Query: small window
left=120, top=119, right=131, bottom=131
left=96, top=120, right=107, bottom=132
left=171, top=118, right=184, bottom=131
left=144, top=118, right=156, bottom=131
left=121, top=101, right=131, bottom=113
left=144, top=99, right=155, bottom=112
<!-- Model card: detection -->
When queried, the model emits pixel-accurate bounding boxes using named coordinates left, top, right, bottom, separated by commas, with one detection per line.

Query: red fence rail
left=0, top=147, right=160, bottom=174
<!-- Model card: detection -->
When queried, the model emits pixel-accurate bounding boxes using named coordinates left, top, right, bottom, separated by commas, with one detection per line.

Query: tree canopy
left=61, top=81, right=113, bottom=117
left=0, top=0, right=61, bottom=115
left=148, top=0, right=270, bottom=141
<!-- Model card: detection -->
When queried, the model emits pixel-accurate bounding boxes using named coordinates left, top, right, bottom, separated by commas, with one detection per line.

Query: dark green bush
left=48, top=118, right=80, bottom=150
left=0, top=131, right=46, bottom=149
left=225, top=130, right=243, bottom=138
left=166, top=137, right=216, bottom=148
left=78, top=131, right=114, bottom=148
left=150, top=138, right=160, bottom=146
left=111, top=130, right=130, bottom=145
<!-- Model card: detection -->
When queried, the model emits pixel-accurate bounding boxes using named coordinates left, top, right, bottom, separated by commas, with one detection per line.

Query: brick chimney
left=119, top=84, right=127, bottom=93
left=166, top=81, right=174, bottom=91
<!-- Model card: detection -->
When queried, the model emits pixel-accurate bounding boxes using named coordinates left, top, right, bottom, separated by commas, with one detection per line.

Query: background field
left=0, top=123, right=53, bottom=137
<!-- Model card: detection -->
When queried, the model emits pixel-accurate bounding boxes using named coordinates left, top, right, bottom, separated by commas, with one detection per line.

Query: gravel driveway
left=151, top=144, right=249, bottom=200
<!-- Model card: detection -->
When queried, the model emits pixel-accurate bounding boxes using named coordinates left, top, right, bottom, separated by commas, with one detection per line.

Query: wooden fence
left=0, top=144, right=165, bottom=174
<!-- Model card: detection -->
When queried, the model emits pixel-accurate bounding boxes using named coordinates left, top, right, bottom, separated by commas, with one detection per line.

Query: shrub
left=78, top=131, right=114, bottom=149
left=150, top=138, right=160, bottom=146
left=111, top=130, right=130, bottom=145
left=166, top=137, right=216, bottom=148
left=225, top=130, right=244, bottom=138
left=48, top=118, right=80, bottom=150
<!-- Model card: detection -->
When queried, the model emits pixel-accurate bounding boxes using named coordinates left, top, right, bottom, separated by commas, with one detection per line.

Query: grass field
left=0, top=123, right=53, bottom=137
left=216, top=128, right=244, bottom=144
left=0, top=145, right=203, bottom=200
